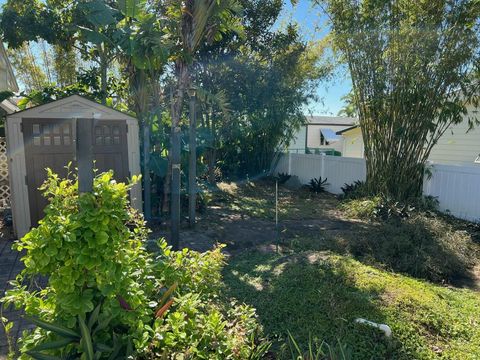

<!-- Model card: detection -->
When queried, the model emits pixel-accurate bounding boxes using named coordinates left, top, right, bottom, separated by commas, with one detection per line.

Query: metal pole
left=275, top=180, right=279, bottom=253
left=188, top=90, right=197, bottom=228
left=77, top=118, right=94, bottom=193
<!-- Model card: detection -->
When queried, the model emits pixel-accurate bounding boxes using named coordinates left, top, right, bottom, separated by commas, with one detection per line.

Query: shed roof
left=6, top=94, right=137, bottom=121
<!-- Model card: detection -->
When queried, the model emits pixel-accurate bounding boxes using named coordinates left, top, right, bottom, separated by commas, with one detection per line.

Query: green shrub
left=337, top=195, right=479, bottom=283
left=2, top=171, right=153, bottom=359
left=349, top=214, right=479, bottom=283
left=24, top=304, right=131, bottom=360
left=180, top=180, right=214, bottom=214
left=144, top=241, right=268, bottom=359
left=339, top=197, right=382, bottom=219
left=2, top=171, right=267, bottom=359
left=340, top=195, right=439, bottom=221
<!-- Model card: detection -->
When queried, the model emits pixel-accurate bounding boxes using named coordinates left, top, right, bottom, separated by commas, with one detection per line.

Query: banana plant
left=24, top=303, right=130, bottom=360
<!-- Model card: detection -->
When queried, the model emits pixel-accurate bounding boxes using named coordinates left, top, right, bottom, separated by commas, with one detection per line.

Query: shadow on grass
left=312, top=214, right=480, bottom=287
left=222, top=250, right=409, bottom=359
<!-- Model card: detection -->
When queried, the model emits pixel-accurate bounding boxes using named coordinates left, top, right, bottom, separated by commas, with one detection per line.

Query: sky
left=0, top=0, right=351, bottom=116
left=279, top=0, right=352, bottom=116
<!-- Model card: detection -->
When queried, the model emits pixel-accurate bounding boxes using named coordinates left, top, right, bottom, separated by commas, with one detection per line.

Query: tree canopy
left=0, top=0, right=330, bottom=220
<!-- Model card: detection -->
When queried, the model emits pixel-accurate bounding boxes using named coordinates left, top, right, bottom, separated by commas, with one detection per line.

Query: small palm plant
left=308, top=177, right=329, bottom=194
left=276, top=172, right=292, bottom=185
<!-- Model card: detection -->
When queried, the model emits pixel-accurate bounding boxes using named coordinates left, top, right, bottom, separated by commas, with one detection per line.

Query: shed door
left=23, top=118, right=75, bottom=226
left=23, top=118, right=129, bottom=227
left=92, top=120, right=129, bottom=180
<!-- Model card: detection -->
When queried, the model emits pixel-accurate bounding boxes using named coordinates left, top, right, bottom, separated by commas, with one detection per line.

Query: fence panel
left=423, top=164, right=480, bottom=222
left=323, top=156, right=366, bottom=194
left=274, top=154, right=290, bottom=174
left=290, top=153, right=324, bottom=184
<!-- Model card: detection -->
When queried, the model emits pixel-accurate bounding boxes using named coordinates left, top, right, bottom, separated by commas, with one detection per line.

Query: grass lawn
left=214, top=181, right=480, bottom=359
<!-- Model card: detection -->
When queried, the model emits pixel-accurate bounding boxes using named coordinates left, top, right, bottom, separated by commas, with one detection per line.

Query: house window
left=320, top=133, right=329, bottom=146
left=320, top=129, right=339, bottom=146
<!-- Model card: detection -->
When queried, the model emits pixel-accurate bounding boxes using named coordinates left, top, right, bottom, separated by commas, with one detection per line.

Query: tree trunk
left=100, top=46, right=108, bottom=105
left=188, top=90, right=197, bottom=227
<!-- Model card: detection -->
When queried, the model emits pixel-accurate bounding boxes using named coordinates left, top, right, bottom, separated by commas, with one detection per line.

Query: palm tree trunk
left=188, top=89, right=197, bottom=227
left=170, top=62, right=188, bottom=250
left=99, top=46, right=108, bottom=105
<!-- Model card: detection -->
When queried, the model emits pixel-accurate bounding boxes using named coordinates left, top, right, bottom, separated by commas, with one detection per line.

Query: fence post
left=320, top=153, right=326, bottom=180
left=423, top=160, right=434, bottom=196
left=288, top=152, right=292, bottom=175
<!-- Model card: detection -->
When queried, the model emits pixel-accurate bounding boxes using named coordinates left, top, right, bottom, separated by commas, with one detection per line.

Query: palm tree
left=165, top=0, right=242, bottom=249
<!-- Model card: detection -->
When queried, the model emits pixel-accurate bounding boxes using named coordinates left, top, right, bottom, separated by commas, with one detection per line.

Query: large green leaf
left=87, top=302, right=102, bottom=330
left=95, top=343, right=113, bottom=352
left=29, top=338, right=75, bottom=352
left=117, top=0, right=146, bottom=18
left=26, top=317, right=80, bottom=339
left=78, top=26, right=111, bottom=45
left=106, top=335, right=122, bottom=360
left=92, top=316, right=112, bottom=336
left=78, top=0, right=119, bottom=27
left=78, top=316, right=94, bottom=360
left=25, top=351, right=63, bottom=360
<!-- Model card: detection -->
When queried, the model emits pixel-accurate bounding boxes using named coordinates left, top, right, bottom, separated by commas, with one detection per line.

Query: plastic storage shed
left=6, top=95, right=142, bottom=238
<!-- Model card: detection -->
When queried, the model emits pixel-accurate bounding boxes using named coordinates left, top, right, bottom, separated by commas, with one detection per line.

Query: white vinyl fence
left=275, top=153, right=366, bottom=194
left=275, top=153, right=480, bottom=223
left=423, top=164, right=480, bottom=223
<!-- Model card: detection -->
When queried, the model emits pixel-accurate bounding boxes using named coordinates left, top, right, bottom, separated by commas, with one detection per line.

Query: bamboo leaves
left=321, top=0, right=480, bottom=199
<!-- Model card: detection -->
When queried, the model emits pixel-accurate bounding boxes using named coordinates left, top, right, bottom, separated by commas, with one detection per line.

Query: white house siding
left=340, top=105, right=480, bottom=166
left=288, top=125, right=307, bottom=153
left=341, top=127, right=364, bottom=158
left=287, top=116, right=357, bottom=154
left=428, top=107, right=480, bottom=166
left=0, top=41, right=19, bottom=92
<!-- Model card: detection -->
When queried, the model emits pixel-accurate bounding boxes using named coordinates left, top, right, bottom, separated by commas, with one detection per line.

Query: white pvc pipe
left=355, top=318, right=392, bottom=337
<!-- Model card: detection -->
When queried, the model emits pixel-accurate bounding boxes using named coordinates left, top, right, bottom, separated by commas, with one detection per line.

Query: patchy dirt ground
left=150, top=181, right=356, bottom=253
